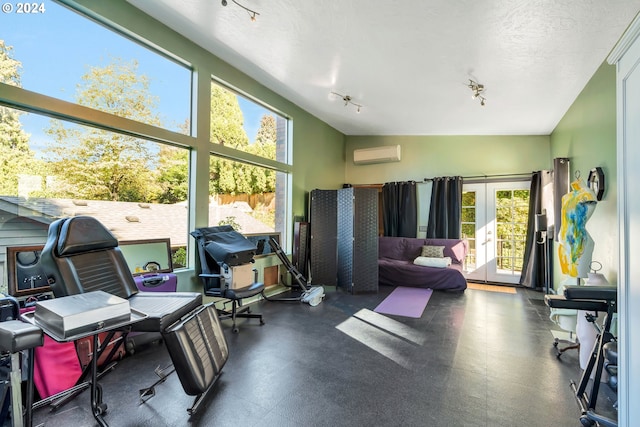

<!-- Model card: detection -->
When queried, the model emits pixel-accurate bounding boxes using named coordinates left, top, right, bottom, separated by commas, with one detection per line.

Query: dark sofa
left=378, top=236, right=468, bottom=291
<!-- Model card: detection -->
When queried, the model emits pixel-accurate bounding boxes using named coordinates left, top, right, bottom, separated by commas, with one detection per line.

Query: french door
left=462, top=181, right=530, bottom=284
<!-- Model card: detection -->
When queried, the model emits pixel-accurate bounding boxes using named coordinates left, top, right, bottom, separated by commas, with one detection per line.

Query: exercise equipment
left=264, top=236, right=325, bottom=306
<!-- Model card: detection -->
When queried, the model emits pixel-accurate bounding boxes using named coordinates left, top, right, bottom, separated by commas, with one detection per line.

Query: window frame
left=0, top=1, right=294, bottom=275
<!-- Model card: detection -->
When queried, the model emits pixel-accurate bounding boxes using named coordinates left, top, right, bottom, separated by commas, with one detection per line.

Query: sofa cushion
left=403, top=238, right=428, bottom=260
left=378, top=236, right=406, bottom=260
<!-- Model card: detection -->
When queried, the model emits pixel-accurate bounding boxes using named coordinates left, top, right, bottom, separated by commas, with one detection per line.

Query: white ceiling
left=127, top=0, right=640, bottom=136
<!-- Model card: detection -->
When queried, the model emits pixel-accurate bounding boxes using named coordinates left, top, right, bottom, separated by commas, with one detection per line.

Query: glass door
left=461, top=183, right=486, bottom=282
left=462, top=181, right=530, bottom=284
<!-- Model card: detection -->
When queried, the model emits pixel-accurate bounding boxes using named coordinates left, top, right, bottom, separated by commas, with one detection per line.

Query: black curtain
left=426, top=176, right=462, bottom=238
left=520, top=171, right=548, bottom=290
left=382, top=181, right=417, bottom=237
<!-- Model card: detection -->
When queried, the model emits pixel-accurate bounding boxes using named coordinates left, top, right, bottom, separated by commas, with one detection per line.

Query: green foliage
left=245, top=115, right=276, bottom=192
left=461, top=191, right=475, bottom=206
left=0, top=40, right=21, bottom=86
left=495, top=189, right=530, bottom=270
left=462, top=188, right=530, bottom=272
left=0, top=40, right=39, bottom=196
left=43, top=58, right=162, bottom=201
left=461, top=207, right=475, bottom=223
left=0, top=44, right=276, bottom=205
left=208, top=83, right=276, bottom=196
left=218, top=216, right=241, bottom=232
left=157, top=145, right=189, bottom=203
left=172, top=247, right=187, bottom=268
left=210, top=84, right=249, bottom=148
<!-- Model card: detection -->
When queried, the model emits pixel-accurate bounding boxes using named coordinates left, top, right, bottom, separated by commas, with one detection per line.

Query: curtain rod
left=365, top=172, right=535, bottom=187
left=417, top=172, right=534, bottom=183
left=461, top=172, right=533, bottom=180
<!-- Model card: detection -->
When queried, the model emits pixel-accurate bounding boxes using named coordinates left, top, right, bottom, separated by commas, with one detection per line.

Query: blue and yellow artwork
left=558, top=178, right=597, bottom=278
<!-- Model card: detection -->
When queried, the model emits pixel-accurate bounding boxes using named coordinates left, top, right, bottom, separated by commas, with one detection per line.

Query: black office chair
left=191, top=226, right=265, bottom=333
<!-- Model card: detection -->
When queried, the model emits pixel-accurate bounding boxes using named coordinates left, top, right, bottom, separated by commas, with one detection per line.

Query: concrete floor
left=29, top=285, right=617, bottom=426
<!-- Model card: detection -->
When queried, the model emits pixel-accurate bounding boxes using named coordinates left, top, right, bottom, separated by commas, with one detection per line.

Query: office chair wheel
left=580, top=414, right=595, bottom=427
left=260, top=319, right=265, bottom=325
left=232, top=326, right=239, bottom=334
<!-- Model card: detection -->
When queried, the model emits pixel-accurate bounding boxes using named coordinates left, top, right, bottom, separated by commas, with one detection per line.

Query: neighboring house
left=0, top=196, right=273, bottom=294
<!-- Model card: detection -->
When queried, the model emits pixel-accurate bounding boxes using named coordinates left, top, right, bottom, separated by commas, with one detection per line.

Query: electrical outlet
left=418, top=226, right=427, bottom=232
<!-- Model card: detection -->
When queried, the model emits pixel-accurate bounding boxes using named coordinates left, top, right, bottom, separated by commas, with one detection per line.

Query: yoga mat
left=374, top=287, right=433, bottom=318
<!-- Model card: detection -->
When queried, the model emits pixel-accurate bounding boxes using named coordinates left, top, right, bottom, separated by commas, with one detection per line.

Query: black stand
left=23, top=310, right=145, bottom=427
left=570, top=299, right=617, bottom=427
left=535, top=212, right=550, bottom=294
left=545, top=285, right=617, bottom=427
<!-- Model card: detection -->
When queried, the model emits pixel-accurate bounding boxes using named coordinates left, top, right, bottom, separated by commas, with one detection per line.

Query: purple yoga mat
left=374, top=287, right=433, bottom=318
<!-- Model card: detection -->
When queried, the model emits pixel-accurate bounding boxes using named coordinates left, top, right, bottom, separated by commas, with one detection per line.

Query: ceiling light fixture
left=468, top=79, right=486, bottom=106
left=330, top=91, right=363, bottom=113
left=221, top=0, right=260, bottom=21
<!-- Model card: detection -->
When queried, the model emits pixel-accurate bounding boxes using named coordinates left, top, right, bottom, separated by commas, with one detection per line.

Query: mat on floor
left=467, top=282, right=517, bottom=294
left=374, top=287, right=433, bottom=318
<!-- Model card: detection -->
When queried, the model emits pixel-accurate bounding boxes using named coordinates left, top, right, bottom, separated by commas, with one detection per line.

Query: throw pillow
left=421, top=245, right=445, bottom=258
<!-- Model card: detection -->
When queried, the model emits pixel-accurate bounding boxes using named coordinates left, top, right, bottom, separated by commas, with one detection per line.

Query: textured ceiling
left=127, top=0, right=640, bottom=136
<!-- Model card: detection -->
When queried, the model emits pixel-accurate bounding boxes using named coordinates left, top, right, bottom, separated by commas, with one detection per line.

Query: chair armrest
left=199, top=273, right=222, bottom=279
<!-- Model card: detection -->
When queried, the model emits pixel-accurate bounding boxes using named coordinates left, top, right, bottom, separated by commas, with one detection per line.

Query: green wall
left=550, top=61, right=618, bottom=287
left=345, top=135, right=550, bottom=184
left=291, top=120, right=345, bottom=219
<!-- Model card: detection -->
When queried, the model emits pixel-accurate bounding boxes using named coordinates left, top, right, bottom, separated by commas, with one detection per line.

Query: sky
left=1, top=0, right=269, bottom=146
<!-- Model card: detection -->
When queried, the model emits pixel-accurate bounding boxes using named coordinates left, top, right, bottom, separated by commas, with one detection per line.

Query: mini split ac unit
left=353, top=145, right=401, bottom=165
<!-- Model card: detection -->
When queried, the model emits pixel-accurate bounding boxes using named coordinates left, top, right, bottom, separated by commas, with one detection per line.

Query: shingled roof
left=0, top=196, right=274, bottom=247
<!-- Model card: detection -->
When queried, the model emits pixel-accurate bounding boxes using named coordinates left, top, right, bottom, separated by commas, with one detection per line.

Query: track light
left=467, top=79, right=487, bottom=106
left=330, top=91, right=363, bottom=113
left=221, top=0, right=260, bottom=21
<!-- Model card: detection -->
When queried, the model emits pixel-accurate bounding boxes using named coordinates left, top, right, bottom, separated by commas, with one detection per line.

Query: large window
left=0, top=107, right=190, bottom=294
left=0, top=2, right=293, bottom=295
left=1, top=0, right=192, bottom=134
left=210, top=80, right=289, bottom=164
left=207, top=156, right=288, bottom=236
left=208, top=79, right=290, bottom=239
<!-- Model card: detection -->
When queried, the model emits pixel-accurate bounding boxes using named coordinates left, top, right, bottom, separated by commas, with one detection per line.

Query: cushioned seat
left=40, top=216, right=202, bottom=334
left=0, top=296, right=43, bottom=427
left=0, top=320, right=43, bottom=354
left=36, top=216, right=225, bottom=421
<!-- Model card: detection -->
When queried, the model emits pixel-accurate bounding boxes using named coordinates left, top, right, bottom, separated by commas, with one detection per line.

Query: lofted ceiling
left=127, top=0, right=640, bottom=136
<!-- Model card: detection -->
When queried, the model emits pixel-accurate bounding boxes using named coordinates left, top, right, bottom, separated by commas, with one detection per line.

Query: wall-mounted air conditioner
left=353, top=145, right=401, bottom=165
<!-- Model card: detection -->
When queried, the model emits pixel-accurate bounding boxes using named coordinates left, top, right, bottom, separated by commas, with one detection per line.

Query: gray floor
left=30, top=285, right=617, bottom=427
